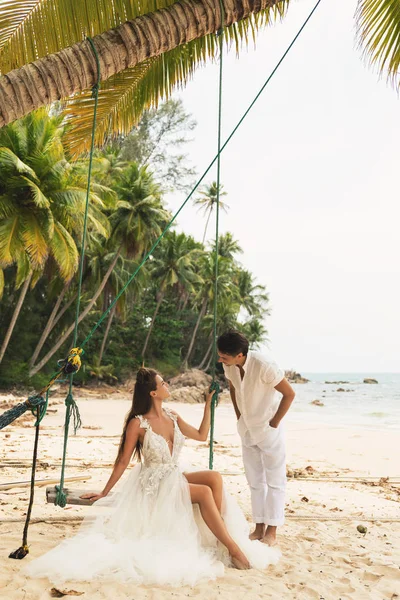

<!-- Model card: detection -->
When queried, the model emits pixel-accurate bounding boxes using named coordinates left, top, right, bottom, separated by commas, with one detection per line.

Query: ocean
left=290, top=373, right=400, bottom=430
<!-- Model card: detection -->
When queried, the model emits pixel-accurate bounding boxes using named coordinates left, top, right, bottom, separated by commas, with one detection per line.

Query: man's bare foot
left=249, top=524, right=265, bottom=541
left=262, top=525, right=278, bottom=546
left=261, top=534, right=277, bottom=546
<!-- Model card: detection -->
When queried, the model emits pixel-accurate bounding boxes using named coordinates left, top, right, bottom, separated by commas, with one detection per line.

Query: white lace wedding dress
left=25, top=408, right=280, bottom=586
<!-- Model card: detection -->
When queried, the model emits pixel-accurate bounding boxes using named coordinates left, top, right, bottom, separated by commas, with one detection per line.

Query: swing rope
left=208, top=0, right=226, bottom=470
left=6, top=0, right=323, bottom=556
left=9, top=36, right=100, bottom=558
left=54, top=35, right=101, bottom=508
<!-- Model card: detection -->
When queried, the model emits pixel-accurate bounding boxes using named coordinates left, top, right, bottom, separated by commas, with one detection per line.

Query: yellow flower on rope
left=65, top=347, right=84, bottom=374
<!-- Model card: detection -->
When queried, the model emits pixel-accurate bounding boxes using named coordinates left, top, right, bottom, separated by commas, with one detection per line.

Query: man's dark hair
left=217, top=330, right=249, bottom=356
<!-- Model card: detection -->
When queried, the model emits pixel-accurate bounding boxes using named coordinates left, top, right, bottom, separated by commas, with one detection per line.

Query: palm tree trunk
left=202, top=209, right=213, bottom=245
left=197, top=339, right=213, bottom=370
left=29, top=281, right=71, bottom=368
left=0, top=273, right=32, bottom=364
left=0, top=0, right=280, bottom=127
left=29, top=247, right=122, bottom=376
left=50, top=292, right=78, bottom=330
left=204, top=349, right=215, bottom=372
left=183, top=297, right=207, bottom=369
left=98, top=301, right=117, bottom=366
left=180, top=293, right=190, bottom=312
left=141, top=292, right=164, bottom=359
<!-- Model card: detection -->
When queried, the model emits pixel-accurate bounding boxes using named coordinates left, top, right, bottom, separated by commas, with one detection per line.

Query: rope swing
left=3, top=0, right=324, bottom=558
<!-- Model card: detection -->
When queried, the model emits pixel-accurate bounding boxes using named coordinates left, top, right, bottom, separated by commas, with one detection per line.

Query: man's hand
left=269, top=418, right=280, bottom=429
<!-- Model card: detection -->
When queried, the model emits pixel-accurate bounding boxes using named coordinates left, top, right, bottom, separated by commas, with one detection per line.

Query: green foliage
left=0, top=101, right=271, bottom=387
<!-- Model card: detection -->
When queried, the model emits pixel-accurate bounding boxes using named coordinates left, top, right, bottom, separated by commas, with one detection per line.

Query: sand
left=0, top=390, right=399, bottom=599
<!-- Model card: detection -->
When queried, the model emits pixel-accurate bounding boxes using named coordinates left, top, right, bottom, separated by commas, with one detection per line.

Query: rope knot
left=26, top=394, right=46, bottom=409
left=54, top=484, right=67, bottom=508
left=58, top=347, right=84, bottom=374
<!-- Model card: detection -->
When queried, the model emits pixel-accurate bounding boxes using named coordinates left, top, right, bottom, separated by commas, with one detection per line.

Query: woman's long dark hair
left=115, top=367, right=158, bottom=464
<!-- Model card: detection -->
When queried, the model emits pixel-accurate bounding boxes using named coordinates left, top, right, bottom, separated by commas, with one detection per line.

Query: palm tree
left=141, top=231, right=201, bottom=358
left=197, top=297, right=240, bottom=370
left=29, top=162, right=170, bottom=376
left=242, top=317, right=268, bottom=347
left=87, top=240, right=149, bottom=366
left=183, top=252, right=235, bottom=368
left=217, top=232, right=243, bottom=260
left=356, top=0, right=400, bottom=84
left=0, top=0, right=398, bottom=151
left=194, top=182, right=229, bottom=243
left=235, top=268, right=270, bottom=318
left=0, top=109, right=108, bottom=364
left=0, top=0, right=290, bottom=143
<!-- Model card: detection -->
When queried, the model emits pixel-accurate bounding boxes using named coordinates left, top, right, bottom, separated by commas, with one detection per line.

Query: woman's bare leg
left=185, top=470, right=223, bottom=512
left=189, top=483, right=250, bottom=569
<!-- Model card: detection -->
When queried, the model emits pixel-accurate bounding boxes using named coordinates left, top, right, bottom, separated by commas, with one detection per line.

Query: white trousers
left=241, top=425, right=286, bottom=527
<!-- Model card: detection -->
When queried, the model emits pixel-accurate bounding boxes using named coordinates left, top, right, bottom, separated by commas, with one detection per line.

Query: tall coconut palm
left=0, top=0, right=290, bottom=144
left=194, top=182, right=229, bottom=243
left=183, top=252, right=235, bottom=368
left=141, top=231, right=201, bottom=358
left=235, top=268, right=270, bottom=318
left=0, top=109, right=108, bottom=364
left=216, top=232, right=243, bottom=260
left=242, top=317, right=268, bottom=347
left=0, top=1, right=398, bottom=151
left=30, top=162, right=170, bottom=375
left=86, top=239, right=149, bottom=366
left=197, top=297, right=240, bottom=369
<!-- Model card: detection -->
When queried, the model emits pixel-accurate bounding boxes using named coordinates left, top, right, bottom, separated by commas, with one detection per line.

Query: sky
left=164, top=0, right=400, bottom=373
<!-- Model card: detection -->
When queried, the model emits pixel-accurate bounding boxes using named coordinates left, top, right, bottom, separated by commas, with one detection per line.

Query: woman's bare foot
left=249, top=524, right=265, bottom=541
left=230, top=548, right=250, bottom=570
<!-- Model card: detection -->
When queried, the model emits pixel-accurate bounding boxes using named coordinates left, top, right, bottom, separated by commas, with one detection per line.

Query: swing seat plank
left=46, top=485, right=108, bottom=506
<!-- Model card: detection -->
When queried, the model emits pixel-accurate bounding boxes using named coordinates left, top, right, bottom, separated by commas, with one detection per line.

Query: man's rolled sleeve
left=261, top=362, right=284, bottom=387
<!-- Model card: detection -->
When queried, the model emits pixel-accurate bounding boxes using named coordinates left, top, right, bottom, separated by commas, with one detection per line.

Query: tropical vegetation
left=0, top=104, right=269, bottom=388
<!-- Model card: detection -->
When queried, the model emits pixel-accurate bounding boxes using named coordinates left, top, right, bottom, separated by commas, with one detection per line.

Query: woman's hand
left=80, top=491, right=107, bottom=503
left=204, top=388, right=214, bottom=405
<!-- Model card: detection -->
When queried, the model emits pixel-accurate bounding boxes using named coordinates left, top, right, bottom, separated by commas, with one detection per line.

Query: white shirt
left=223, top=351, right=284, bottom=445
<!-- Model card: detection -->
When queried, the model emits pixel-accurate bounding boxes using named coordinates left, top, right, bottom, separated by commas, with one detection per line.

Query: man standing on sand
left=217, top=330, right=295, bottom=546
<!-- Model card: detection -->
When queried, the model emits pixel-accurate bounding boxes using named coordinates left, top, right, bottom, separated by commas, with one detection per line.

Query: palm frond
left=0, top=147, right=37, bottom=177
left=0, top=195, right=18, bottom=218
left=0, top=214, right=22, bottom=266
left=356, top=0, right=400, bottom=82
left=0, top=0, right=179, bottom=74
left=20, top=175, right=51, bottom=208
left=62, top=3, right=291, bottom=156
left=15, top=252, right=32, bottom=288
left=20, top=211, right=49, bottom=267
left=50, top=220, right=78, bottom=281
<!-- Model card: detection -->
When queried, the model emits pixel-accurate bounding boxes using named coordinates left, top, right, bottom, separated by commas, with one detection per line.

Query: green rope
left=9, top=406, right=41, bottom=559
left=54, top=36, right=100, bottom=508
left=209, top=0, right=225, bottom=471
left=6, top=0, right=323, bottom=526
left=80, top=0, right=323, bottom=352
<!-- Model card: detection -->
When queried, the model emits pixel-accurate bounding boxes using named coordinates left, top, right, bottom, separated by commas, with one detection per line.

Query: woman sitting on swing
left=26, top=367, right=279, bottom=586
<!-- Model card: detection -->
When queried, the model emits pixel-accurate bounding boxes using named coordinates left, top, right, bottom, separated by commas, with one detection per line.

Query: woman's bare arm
left=174, top=389, right=214, bottom=442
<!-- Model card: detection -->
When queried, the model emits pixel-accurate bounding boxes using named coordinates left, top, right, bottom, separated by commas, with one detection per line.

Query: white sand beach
left=1, top=390, right=399, bottom=600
